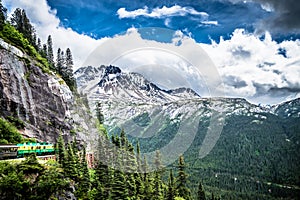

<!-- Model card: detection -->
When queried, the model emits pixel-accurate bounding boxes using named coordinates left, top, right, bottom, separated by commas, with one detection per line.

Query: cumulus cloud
left=2, top=0, right=105, bottom=67
left=201, top=29, right=300, bottom=104
left=82, top=27, right=222, bottom=98
left=3, top=0, right=299, bottom=104
left=117, top=6, right=218, bottom=27
left=117, top=5, right=208, bottom=19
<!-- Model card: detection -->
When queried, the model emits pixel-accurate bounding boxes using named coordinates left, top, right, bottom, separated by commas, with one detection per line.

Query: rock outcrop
left=0, top=39, right=79, bottom=143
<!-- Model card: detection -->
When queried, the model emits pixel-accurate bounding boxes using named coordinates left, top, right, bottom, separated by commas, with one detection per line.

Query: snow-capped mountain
left=75, top=65, right=300, bottom=199
left=75, top=65, right=200, bottom=105
left=74, top=65, right=297, bottom=135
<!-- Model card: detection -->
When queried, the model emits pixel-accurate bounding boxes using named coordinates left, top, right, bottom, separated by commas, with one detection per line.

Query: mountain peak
left=104, top=65, right=122, bottom=76
left=75, top=65, right=201, bottom=105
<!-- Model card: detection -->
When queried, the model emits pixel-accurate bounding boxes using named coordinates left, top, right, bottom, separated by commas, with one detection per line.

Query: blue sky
left=46, top=0, right=298, bottom=43
left=2, top=0, right=300, bottom=104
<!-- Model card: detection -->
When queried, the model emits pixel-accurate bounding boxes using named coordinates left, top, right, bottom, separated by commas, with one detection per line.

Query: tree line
left=0, top=1, right=76, bottom=91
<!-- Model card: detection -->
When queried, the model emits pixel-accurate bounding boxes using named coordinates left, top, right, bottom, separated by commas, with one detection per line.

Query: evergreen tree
left=211, top=193, right=215, bottom=200
left=11, top=8, right=35, bottom=44
left=167, top=169, right=176, bottom=200
left=62, top=48, right=76, bottom=91
left=94, top=135, right=111, bottom=199
left=111, top=148, right=129, bottom=200
left=135, top=141, right=145, bottom=199
left=176, top=155, right=192, bottom=200
left=124, top=144, right=137, bottom=198
left=142, top=156, right=154, bottom=199
left=32, top=33, right=37, bottom=49
left=197, top=182, right=206, bottom=200
left=37, top=38, right=41, bottom=52
left=76, top=146, right=90, bottom=199
left=56, top=48, right=63, bottom=75
left=64, top=142, right=79, bottom=180
left=96, top=102, right=104, bottom=124
left=57, top=133, right=66, bottom=166
left=153, top=150, right=164, bottom=200
left=41, top=44, right=47, bottom=58
left=0, top=1, right=6, bottom=30
left=10, top=8, right=23, bottom=33
left=47, top=35, right=55, bottom=69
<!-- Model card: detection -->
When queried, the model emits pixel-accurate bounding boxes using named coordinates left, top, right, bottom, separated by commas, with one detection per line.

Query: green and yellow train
left=0, top=142, right=55, bottom=159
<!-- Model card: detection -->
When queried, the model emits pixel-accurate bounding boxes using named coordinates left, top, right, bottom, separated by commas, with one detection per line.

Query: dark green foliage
left=56, top=48, right=63, bottom=75
left=76, top=146, right=91, bottom=199
left=176, top=155, right=192, bottom=200
left=10, top=8, right=35, bottom=45
left=167, top=170, right=176, bottom=200
left=64, top=142, right=79, bottom=180
left=111, top=150, right=129, bottom=200
left=6, top=116, right=25, bottom=129
left=0, top=154, right=69, bottom=199
left=57, top=133, right=66, bottom=166
left=47, top=35, right=54, bottom=69
left=0, top=117, right=22, bottom=144
left=96, top=102, right=105, bottom=124
left=93, top=135, right=112, bottom=199
left=0, top=23, right=50, bottom=73
left=153, top=150, right=164, bottom=200
left=135, top=141, right=145, bottom=199
left=197, top=182, right=206, bottom=200
left=0, top=0, right=6, bottom=30
left=61, top=47, right=76, bottom=91
left=142, top=156, right=154, bottom=199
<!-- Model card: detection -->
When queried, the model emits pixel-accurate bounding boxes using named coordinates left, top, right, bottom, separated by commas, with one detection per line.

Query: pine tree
left=153, top=150, right=164, bottom=200
left=64, top=142, right=79, bottom=180
left=11, top=8, right=35, bottom=44
left=57, top=133, right=66, bottom=166
left=142, top=156, right=154, bottom=199
left=197, top=182, right=206, bottom=200
left=167, top=170, right=176, bottom=200
left=62, top=48, right=76, bottom=91
left=56, top=48, right=63, bottom=75
left=176, top=155, right=192, bottom=200
left=37, top=38, right=41, bottom=52
left=94, top=135, right=111, bottom=199
left=96, top=102, right=104, bottom=124
left=0, top=0, right=6, bottom=30
left=135, top=141, right=145, bottom=199
left=47, top=35, right=55, bottom=69
left=76, top=146, right=90, bottom=199
left=111, top=148, right=128, bottom=200
left=41, top=44, right=47, bottom=58
left=124, top=143, right=137, bottom=198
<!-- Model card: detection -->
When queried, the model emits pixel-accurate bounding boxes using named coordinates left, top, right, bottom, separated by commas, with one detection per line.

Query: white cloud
left=82, top=27, right=223, bottom=98
left=2, top=0, right=105, bottom=68
left=201, top=29, right=300, bottom=104
left=117, top=5, right=208, bottom=19
left=201, top=21, right=219, bottom=26
left=3, top=0, right=299, bottom=104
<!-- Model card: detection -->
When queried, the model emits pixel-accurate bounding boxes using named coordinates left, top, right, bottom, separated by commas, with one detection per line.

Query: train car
left=17, top=142, right=55, bottom=157
left=0, top=144, right=18, bottom=159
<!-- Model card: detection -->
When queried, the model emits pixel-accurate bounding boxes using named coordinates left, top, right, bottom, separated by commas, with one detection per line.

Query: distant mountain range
left=75, top=65, right=300, bottom=199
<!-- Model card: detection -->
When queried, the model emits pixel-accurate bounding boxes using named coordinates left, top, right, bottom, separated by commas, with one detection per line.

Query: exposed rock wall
left=0, top=39, right=75, bottom=143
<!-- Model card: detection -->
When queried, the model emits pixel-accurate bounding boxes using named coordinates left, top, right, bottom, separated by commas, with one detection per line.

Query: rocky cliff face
left=0, top=39, right=83, bottom=143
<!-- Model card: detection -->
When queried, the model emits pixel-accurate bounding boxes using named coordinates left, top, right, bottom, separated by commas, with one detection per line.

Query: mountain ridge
left=75, top=65, right=300, bottom=199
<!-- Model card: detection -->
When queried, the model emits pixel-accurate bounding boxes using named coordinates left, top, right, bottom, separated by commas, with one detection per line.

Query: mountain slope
left=75, top=65, right=300, bottom=199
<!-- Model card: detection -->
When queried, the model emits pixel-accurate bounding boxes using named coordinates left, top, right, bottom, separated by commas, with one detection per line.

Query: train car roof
left=17, top=142, right=54, bottom=146
left=0, top=144, right=19, bottom=148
